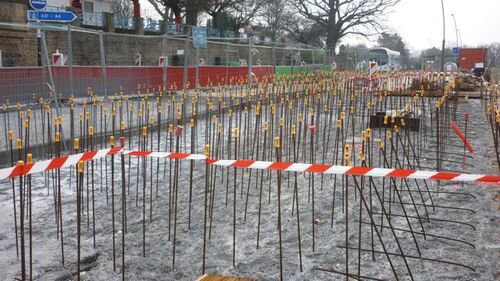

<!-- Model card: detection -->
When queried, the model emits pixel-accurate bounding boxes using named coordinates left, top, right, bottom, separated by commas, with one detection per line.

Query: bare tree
left=184, top=0, right=211, bottom=25
left=204, top=0, right=266, bottom=31
left=111, top=0, right=134, bottom=18
left=294, top=0, right=399, bottom=53
left=229, top=0, right=267, bottom=31
left=263, top=0, right=296, bottom=40
left=148, top=0, right=181, bottom=21
left=206, top=0, right=246, bottom=29
left=287, top=18, right=324, bottom=46
left=147, top=0, right=210, bottom=24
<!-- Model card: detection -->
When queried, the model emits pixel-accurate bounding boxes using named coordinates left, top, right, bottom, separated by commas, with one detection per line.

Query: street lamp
left=440, top=0, right=446, bottom=71
left=451, top=14, right=459, bottom=48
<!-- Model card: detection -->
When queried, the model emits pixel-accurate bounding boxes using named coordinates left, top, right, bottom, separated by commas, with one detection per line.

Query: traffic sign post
left=28, top=10, right=77, bottom=23
left=192, top=27, right=207, bottom=49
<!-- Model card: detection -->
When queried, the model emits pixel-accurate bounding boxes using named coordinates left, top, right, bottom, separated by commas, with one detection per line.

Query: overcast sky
left=380, top=0, right=500, bottom=51
left=142, top=0, right=500, bottom=51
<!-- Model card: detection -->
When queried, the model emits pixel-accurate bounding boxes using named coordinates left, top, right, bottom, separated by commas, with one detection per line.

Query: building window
left=83, top=1, right=94, bottom=13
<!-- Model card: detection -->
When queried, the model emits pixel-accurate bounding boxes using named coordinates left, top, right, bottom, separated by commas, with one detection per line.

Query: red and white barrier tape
left=123, top=150, right=500, bottom=184
left=0, top=147, right=123, bottom=180
left=1, top=148, right=499, bottom=184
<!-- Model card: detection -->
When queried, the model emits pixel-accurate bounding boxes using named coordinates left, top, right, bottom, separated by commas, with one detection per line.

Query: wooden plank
left=456, top=91, right=482, bottom=98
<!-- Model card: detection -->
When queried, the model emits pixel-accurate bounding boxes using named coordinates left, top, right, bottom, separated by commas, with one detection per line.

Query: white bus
left=368, top=47, right=401, bottom=71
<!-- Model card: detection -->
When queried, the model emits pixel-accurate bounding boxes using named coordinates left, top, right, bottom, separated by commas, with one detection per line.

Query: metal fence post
left=162, top=34, right=168, bottom=91
left=41, top=28, right=61, bottom=117
left=183, top=38, right=189, bottom=88
left=248, top=39, right=253, bottom=87
left=272, top=41, right=276, bottom=68
left=99, top=31, right=108, bottom=100
left=195, top=46, right=200, bottom=88
left=225, top=42, right=229, bottom=82
left=67, top=24, right=74, bottom=97
left=312, top=49, right=315, bottom=65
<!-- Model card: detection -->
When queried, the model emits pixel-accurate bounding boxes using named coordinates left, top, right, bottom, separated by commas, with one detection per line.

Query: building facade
left=47, top=0, right=113, bottom=13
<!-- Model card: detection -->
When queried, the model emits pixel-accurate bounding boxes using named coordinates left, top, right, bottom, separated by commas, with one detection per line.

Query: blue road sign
left=452, top=47, right=460, bottom=55
left=28, top=10, right=77, bottom=23
left=192, top=27, right=207, bottom=49
left=29, top=0, right=47, bottom=10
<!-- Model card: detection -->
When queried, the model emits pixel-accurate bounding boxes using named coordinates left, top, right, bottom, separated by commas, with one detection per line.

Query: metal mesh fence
left=0, top=22, right=327, bottom=104
left=0, top=23, right=47, bottom=105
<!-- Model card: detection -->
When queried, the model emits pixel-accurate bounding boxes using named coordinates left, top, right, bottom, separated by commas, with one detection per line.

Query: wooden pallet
left=196, top=274, right=257, bottom=281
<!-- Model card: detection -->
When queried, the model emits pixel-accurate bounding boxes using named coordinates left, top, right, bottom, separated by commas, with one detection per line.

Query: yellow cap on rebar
left=344, top=145, right=351, bottom=166
left=344, top=144, right=350, bottom=154
left=358, top=152, right=365, bottom=162
left=274, top=137, right=280, bottom=148
left=78, top=161, right=84, bottom=174
left=26, top=154, right=32, bottom=165
left=55, top=132, right=60, bottom=142
left=291, top=124, right=296, bottom=135
left=16, top=139, right=22, bottom=149
left=142, top=126, right=147, bottom=136
left=89, top=126, right=94, bottom=135
left=110, top=136, right=115, bottom=147
left=205, top=144, right=210, bottom=156
left=74, top=138, right=80, bottom=150
left=377, top=139, right=384, bottom=149
left=233, top=128, right=239, bottom=139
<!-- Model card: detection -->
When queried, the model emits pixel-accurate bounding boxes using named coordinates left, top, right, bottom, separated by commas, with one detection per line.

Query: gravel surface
left=0, top=97, right=498, bottom=281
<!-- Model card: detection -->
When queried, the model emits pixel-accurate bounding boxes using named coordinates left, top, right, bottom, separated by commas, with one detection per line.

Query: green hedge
left=275, top=65, right=331, bottom=77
